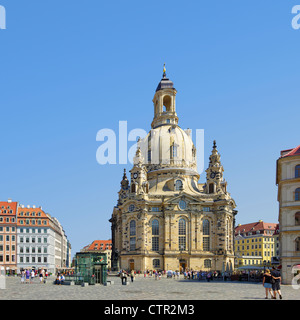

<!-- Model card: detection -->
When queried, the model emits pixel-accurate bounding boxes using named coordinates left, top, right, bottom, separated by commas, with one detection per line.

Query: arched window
left=178, top=218, right=186, bottom=251
left=163, top=95, right=171, bottom=112
left=203, top=219, right=210, bottom=251
left=152, top=219, right=159, bottom=251
left=175, top=180, right=183, bottom=191
left=295, top=212, right=300, bottom=226
left=295, top=165, right=300, bottom=178
left=295, top=188, right=300, bottom=201
left=209, top=183, right=214, bottom=194
left=203, top=219, right=210, bottom=235
left=129, top=204, right=135, bottom=212
left=129, top=220, right=136, bottom=251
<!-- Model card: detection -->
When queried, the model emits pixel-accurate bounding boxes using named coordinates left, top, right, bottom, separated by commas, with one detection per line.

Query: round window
left=179, top=200, right=187, bottom=210
left=129, top=204, right=135, bottom=212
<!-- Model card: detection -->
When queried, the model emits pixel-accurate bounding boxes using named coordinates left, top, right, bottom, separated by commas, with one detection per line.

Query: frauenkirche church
left=110, top=67, right=237, bottom=273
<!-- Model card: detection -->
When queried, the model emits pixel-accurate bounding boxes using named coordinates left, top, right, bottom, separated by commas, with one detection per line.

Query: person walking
left=39, top=271, right=43, bottom=284
left=130, top=270, right=134, bottom=283
left=25, top=269, right=30, bottom=284
left=30, top=270, right=35, bottom=283
left=262, top=269, right=274, bottom=299
left=271, top=267, right=283, bottom=299
left=21, top=270, right=25, bottom=284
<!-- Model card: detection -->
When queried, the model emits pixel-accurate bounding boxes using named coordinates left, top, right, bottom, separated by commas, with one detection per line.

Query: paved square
left=0, top=274, right=299, bottom=300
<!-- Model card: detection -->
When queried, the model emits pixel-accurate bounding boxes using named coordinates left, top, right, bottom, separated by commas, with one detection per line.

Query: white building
left=16, top=205, right=70, bottom=274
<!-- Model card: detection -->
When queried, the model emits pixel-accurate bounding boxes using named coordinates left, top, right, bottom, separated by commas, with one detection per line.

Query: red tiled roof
left=235, top=221, right=278, bottom=236
left=0, top=201, right=18, bottom=214
left=85, top=240, right=112, bottom=251
left=280, top=145, right=300, bottom=158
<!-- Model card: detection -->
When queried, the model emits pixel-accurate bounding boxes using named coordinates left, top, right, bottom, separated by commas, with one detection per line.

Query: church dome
left=139, top=124, right=197, bottom=172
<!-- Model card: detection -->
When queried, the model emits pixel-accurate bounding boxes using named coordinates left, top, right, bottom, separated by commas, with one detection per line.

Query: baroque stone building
left=276, top=145, right=300, bottom=284
left=110, top=69, right=237, bottom=272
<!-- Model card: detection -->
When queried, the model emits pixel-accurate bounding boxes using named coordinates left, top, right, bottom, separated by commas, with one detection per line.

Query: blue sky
left=0, top=1, right=299, bottom=256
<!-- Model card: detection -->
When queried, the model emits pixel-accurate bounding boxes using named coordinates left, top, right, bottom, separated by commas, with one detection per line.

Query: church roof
left=156, top=72, right=175, bottom=92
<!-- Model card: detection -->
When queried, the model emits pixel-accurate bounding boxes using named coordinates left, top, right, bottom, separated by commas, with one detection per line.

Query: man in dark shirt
left=271, top=267, right=282, bottom=299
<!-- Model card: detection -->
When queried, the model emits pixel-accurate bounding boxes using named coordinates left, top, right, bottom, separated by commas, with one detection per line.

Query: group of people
left=20, top=269, right=48, bottom=284
left=54, top=273, right=65, bottom=285
left=262, top=267, right=283, bottom=299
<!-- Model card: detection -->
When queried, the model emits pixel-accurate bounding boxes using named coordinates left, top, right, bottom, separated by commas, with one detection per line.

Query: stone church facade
left=110, top=69, right=237, bottom=273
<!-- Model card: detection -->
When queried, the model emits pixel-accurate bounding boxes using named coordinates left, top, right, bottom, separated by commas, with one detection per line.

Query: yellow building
left=234, top=221, right=278, bottom=269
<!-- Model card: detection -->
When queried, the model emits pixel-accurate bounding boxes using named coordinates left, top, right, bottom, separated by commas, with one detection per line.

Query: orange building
left=0, top=200, right=18, bottom=274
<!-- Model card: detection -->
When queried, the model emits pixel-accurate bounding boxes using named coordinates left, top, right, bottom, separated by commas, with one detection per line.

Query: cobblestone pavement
left=0, top=274, right=299, bottom=300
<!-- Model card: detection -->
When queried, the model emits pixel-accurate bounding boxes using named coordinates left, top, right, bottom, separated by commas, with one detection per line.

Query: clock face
left=133, top=173, right=138, bottom=179
left=210, top=172, right=216, bottom=179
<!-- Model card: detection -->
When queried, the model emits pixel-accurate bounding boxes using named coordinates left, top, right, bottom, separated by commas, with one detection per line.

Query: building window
left=295, top=188, right=300, bottom=201
left=170, top=143, right=177, bottom=158
left=152, top=219, right=159, bottom=251
left=179, top=200, right=187, bottom=210
left=295, top=165, right=300, bottom=178
left=203, top=219, right=210, bottom=251
left=129, top=204, right=135, bottom=212
left=129, top=220, right=136, bottom=251
left=131, top=184, right=136, bottom=193
left=296, top=237, right=300, bottom=252
left=204, top=259, right=211, bottom=268
left=209, top=183, right=214, bottom=194
left=203, top=219, right=210, bottom=235
left=153, top=259, right=160, bottom=268
left=175, top=180, right=183, bottom=191
left=295, top=212, right=300, bottom=226
left=178, top=218, right=186, bottom=251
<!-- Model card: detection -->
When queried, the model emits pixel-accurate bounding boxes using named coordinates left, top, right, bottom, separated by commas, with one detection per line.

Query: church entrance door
left=179, top=260, right=186, bottom=272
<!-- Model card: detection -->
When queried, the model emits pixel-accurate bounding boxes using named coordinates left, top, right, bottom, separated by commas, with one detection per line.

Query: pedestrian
left=271, top=267, right=283, bottom=299
left=262, top=269, right=274, bottom=299
left=21, top=270, right=25, bottom=284
left=206, top=272, right=211, bottom=282
left=30, top=270, right=35, bottom=283
left=131, top=270, right=134, bottom=282
left=25, top=269, right=30, bottom=284
left=39, top=271, right=43, bottom=284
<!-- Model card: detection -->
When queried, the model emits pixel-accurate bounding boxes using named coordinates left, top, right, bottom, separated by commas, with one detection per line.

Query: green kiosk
left=75, top=252, right=107, bottom=285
